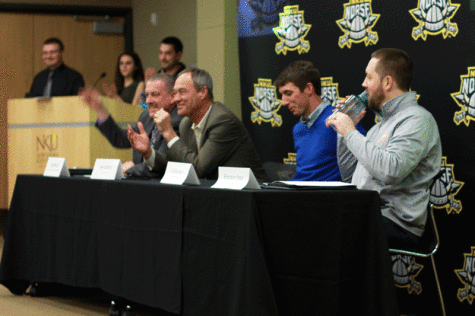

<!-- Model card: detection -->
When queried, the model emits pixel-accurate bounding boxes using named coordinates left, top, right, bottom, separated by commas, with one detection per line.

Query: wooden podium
left=7, top=96, right=144, bottom=205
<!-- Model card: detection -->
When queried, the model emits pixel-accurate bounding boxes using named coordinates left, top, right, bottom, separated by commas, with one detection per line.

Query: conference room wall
left=132, top=0, right=242, bottom=119
left=132, top=0, right=198, bottom=89
left=0, top=11, right=126, bottom=211
left=1, top=0, right=131, bottom=8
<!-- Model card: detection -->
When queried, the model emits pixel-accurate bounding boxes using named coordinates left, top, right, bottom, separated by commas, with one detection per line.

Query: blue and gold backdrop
left=238, top=0, right=475, bottom=314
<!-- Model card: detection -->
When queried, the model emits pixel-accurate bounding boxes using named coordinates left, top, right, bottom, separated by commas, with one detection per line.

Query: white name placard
left=211, top=167, right=260, bottom=190
left=90, top=158, right=124, bottom=180
left=161, top=161, right=200, bottom=185
left=43, top=157, right=70, bottom=178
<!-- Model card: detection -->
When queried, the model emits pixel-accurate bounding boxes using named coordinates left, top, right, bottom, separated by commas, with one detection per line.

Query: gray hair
left=178, top=67, right=214, bottom=100
left=148, top=73, right=175, bottom=93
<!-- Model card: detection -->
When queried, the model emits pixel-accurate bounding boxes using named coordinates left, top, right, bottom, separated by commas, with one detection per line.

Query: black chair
left=389, top=199, right=445, bottom=315
left=262, top=161, right=296, bottom=182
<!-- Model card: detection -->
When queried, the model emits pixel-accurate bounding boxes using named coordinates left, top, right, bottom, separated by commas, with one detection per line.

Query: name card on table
left=211, top=167, right=260, bottom=190
left=90, top=159, right=124, bottom=180
left=43, top=157, right=70, bottom=177
left=161, top=161, right=200, bottom=185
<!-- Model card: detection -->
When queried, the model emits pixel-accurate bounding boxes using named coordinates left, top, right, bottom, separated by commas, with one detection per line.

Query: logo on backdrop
left=283, top=152, right=296, bottom=164
left=273, top=5, right=311, bottom=55
left=452, top=67, right=475, bottom=126
left=321, top=77, right=345, bottom=107
left=409, top=0, right=460, bottom=41
left=36, top=133, right=59, bottom=165
left=247, top=0, right=289, bottom=31
left=430, top=157, right=464, bottom=214
left=336, top=0, right=380, bottom=49
left=392, top=254, right=423, bottom=294
left=455, top=247, right=475, bottom=304
left=249, top=79, right=282, bottom=127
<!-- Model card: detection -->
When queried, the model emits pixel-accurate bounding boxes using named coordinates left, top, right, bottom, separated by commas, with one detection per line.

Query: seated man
left=128, top=68, right=268, bottom=182
left=274, top=60, right=365, bottom=181
left=80, top=73, right=182, bottom=177
left=326, top=48, right=442, bottom=249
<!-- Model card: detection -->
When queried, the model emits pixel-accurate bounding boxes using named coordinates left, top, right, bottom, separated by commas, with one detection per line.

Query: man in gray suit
left=128, top=68, right=268, bottom=181
left=80, top=73, right=182, bottom=177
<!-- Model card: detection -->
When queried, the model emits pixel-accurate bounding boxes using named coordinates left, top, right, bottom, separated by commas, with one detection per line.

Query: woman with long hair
left=103, top=52, right=145, bottom=105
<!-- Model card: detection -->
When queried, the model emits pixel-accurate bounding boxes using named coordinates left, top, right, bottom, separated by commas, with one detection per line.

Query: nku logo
left=336, top=0, right=380, bottom=49
left=455, top=247, right=475, bottom=304
left=249, top=79, right=282, bottom=127
left=320, top=77, right=345, bottom=107
left=409, top=0, right=460, bottom=40
left=452, top=67, right=475, bottom=127
left=273, top=5, right=311, bottom=55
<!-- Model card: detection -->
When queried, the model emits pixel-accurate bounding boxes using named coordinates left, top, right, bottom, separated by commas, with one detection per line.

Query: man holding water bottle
left=326, top=48, right=442, bottom=249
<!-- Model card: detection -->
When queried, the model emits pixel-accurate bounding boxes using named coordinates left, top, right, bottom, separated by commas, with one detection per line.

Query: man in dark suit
left=80, top=73, right=182, bottom=177
left=128, top=68, right=268, bottom=181
left=28, top=37, right=85, bottom=97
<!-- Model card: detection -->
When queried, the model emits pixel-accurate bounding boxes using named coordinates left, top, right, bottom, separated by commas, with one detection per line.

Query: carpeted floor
left=0, top=236, right=174, bottom=316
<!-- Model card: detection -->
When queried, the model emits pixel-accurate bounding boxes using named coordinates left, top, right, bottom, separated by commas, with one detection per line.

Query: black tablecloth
left=0, top=175, right=399, bottom=315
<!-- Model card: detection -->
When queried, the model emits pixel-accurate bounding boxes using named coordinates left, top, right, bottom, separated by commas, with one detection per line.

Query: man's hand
left=154, top=109, right=177, bottom=142
left=102, top=82, right=119, bottom=99
left=128, top=122, right=152, bottom=159
left=144, top=67, right=157, bottom=82
left=325, top=110, right=366, bottom=137
left=121, top=161, right=134, bottom=173
left=79, top=85, right=109, bottom=120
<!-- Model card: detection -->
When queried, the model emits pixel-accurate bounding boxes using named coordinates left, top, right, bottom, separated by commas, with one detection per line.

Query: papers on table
left=261, top=181, right=356, bottom=190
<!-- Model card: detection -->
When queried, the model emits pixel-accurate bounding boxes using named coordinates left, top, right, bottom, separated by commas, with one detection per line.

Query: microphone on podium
left=93, top=72, right=107, bottom=88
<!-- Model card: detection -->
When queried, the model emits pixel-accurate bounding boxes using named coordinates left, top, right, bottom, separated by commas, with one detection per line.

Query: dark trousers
left=383, top=217, right=421, bottom=250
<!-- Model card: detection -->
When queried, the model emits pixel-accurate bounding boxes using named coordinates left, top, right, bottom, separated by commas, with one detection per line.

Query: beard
left=367, top=86, right=385, bottom=112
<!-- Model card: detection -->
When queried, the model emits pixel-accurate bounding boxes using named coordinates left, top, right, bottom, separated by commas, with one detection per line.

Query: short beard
left=165, top=61, right=178, bottom=71
left=368, top=86, right=385, bottom=112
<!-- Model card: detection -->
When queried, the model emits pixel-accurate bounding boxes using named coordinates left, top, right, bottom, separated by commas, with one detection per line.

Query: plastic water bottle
left=328, top=91, right=368, bottom=131
left=336, top=91, right=368, bottom=121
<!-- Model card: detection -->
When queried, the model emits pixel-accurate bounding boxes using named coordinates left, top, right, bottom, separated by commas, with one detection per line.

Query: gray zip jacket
left=338, top=91, right=442, bottom=237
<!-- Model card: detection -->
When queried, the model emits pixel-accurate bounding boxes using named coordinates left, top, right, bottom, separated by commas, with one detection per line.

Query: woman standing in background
left=103, top=52, right=145, bottom=105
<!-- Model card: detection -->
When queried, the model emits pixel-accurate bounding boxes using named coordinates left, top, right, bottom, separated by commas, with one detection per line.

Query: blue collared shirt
left=300, top=101, right=331, bottom=129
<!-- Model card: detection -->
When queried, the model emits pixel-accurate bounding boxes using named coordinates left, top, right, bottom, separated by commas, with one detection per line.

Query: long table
left=0, top=175, right=399, bottom=315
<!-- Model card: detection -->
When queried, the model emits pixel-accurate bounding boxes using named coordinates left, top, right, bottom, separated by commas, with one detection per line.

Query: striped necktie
left=43, top=71, right=54, bottom=97
left=150, top=125, right=159, bottom=148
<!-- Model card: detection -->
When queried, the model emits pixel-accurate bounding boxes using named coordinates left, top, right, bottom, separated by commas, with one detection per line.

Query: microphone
left=93, top=72, right=107, bottom=88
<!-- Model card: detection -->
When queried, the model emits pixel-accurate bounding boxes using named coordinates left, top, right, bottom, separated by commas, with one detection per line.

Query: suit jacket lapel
left=198, top=102, right=218, bottom=149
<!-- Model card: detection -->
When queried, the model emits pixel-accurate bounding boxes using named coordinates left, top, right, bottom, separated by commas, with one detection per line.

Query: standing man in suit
left=128, top=68, right=268, bottom=181
left=28, top=37, right=85, bottom=97
left=80, top=73, right=182, bottom=177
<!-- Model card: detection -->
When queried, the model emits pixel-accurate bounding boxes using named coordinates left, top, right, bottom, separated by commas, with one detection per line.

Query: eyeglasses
left=42, top=50, right=61, bottom=55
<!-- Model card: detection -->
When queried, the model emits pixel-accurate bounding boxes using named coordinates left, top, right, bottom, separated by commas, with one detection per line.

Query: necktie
left=43, top=71, right=53, bottom=97
left=150, top=125, right=159, bottom=148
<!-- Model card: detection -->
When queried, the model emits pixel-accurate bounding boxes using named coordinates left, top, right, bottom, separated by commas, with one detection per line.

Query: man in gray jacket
left=326, top=48, right=442, bottom=249
left=128, top=67, right=268, bottom=182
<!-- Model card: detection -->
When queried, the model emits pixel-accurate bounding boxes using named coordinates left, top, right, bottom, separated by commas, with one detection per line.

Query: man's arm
left=80, top=85, right=136, bottom=148
left=71, top=73, right=85, bottom=96
left=344, top=114, right=438, bottom=185
left=165, top=115, right=243, bottom=178
left=336, top=134, right=358, bottom=183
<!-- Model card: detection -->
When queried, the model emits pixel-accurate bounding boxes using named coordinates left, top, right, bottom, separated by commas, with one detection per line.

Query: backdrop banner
left=238, top=1, right=475, bottom=315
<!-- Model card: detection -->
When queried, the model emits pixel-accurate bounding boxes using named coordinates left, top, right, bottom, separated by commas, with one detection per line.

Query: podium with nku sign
left=7, top=96, right=143, bottom=205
